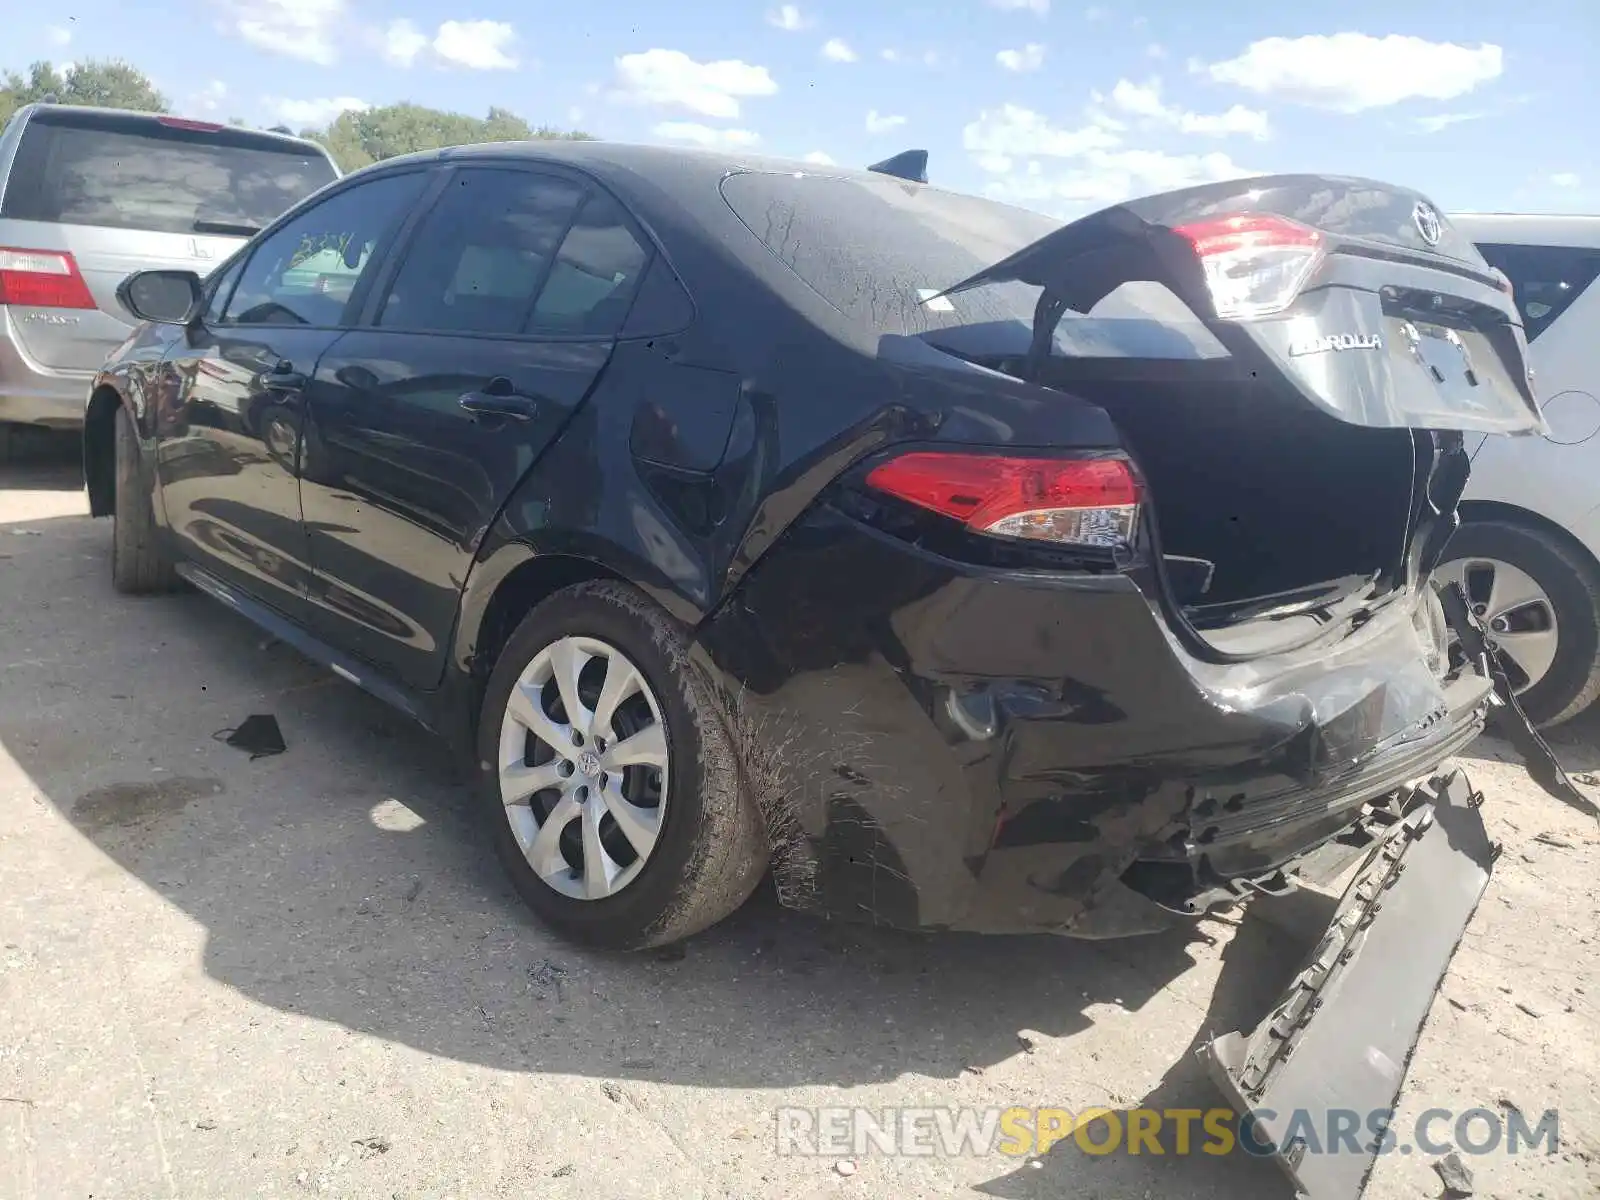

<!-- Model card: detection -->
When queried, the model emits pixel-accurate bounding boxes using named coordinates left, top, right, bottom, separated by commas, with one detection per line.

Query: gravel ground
left=2, top=437, right=1597, bottom=1200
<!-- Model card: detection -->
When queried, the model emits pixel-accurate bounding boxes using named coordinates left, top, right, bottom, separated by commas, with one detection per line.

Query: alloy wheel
left=1434, top=556, right=1561, bottom=694
left=497, top=635, right=669, bottom=900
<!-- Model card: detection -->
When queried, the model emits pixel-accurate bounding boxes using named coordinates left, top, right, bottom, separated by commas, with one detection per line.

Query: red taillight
left=157, top=116, right=226, bottom=132
left=0, top=247, right=96, bottom=309
left=1173, top=213, right=1324, bottom=321
left=866, top=451, right=1140, bottom=549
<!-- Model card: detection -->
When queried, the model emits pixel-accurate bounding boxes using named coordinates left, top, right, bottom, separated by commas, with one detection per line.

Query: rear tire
left=476, top=580, right=768, bottom=949
left=111, top=406, right=180, bottom=595
left=1438, top=519, right=1600, bottom=727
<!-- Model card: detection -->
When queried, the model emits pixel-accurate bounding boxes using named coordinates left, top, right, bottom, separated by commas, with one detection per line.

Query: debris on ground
left=834, top=1159, right=857, bottom=1177
left=527, top=959, right=568, bottom=999
left=214, top=714, right=287, bottom=760
left=551, top=1164, right=575, bottom=1178
left=352, top=1136, right=390, bottom=1158
left=1432, top=1150, right=1475, bottom=1196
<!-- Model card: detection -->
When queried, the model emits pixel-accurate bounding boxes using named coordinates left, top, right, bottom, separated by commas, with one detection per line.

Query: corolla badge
left=1412, top=201, right=1443, bottom=247
left=1288, top=332, right=1383, bottom=357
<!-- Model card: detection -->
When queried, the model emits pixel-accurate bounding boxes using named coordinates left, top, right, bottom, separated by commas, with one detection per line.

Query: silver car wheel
left=496, top=634, right=669, bottom=900
left=1434, top=556, right=1562, bottom=693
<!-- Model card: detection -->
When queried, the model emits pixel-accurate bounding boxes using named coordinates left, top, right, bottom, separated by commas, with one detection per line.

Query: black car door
left=153, top=169, right=429, bottom=620
left=299, top=165, right=653, bottom=690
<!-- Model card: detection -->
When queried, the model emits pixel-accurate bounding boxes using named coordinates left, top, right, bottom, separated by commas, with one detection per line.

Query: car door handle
left=459, top=382, right=538, bottom=421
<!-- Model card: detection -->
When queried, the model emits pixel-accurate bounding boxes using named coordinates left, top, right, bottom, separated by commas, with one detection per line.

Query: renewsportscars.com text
left=775, top=1105, right=1560, bottom=1159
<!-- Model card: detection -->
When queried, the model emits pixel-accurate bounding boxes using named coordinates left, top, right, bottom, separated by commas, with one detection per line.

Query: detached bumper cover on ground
left=1203, top=597, right=1589, bottom=1200
left=1204, top=770, right=1494, bottom=1200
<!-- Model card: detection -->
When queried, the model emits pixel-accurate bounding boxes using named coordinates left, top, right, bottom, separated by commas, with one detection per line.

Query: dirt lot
left=2, top=436, right=1597, bottom=1200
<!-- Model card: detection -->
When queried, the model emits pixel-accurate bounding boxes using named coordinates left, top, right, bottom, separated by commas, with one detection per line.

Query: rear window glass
left=1475, top=242, right=1600, bottom=342
left=717, top=169, right=1225, bottom=358
left=0, top=111, right=337, bottom=236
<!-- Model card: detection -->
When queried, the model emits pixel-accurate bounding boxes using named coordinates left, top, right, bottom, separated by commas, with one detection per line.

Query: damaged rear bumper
left=694, top=505, right=1539, bottom=937
left=1202, top=769, right=1494, bottom=1200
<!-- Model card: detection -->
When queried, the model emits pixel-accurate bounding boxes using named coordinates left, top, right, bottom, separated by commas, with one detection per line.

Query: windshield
left=718, top=168, right=1231, bottom=360
left=720, top=169, right=1062, bottom=335
left=1, top=110, right=338, bottom=236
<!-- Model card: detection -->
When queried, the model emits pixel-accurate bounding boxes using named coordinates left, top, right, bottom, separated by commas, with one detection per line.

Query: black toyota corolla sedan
left=84, top=141, right=1563, bottom=953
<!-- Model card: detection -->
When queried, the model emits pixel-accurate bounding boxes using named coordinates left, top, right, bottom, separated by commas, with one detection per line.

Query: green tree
left=305, top=102, right=593, bottom=172
left=0, top=59, right=168, bottom=125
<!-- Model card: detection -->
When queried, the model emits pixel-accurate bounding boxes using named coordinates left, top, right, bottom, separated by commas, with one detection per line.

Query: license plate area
left=1386, top=314, right=1509, bottom=422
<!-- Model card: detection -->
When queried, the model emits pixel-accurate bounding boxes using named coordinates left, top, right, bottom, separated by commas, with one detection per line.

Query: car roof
left=1449, top=211, right=1600, bottom=249
left=14, top=103, right=329, bottom=156
left=367, top=138, right=906, bottom=188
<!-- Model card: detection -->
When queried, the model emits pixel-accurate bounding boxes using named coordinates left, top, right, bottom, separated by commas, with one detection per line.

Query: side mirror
left=118, top=269, right=204, bottom=325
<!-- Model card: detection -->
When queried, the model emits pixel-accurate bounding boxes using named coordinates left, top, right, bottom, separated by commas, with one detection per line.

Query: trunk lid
left=933, top=174, right=1544, bottom=439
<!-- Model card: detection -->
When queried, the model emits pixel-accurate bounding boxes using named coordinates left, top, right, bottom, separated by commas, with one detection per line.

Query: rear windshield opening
left=0, top=110, right=338, bottom=236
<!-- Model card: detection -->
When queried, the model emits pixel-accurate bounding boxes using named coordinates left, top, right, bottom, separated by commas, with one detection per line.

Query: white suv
left=1444, top=213, right=1600, bottom=725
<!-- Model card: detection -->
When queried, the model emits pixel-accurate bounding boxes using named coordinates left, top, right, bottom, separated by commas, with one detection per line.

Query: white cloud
left=1108, top=78, right=1270, bottom=139
left=996, top=43, right=1046, bottom=72
left=47, top=25, right=72, bottom=47
left=1205, top=34, right=1503, bottom=113
left=822, top=38, right=858, bottom=63
left=612, top=48, right=778, bottom=119
left=866, top=109, right=907, bottom=134
left=221, top=0, right=343, bottom=66
left=1083, top=5, right=1109, bottom=19
left=1551, top=172, right=1581, bottom=189
left=1414, top=111, right=1485, bottom=133
left=381, top=18, right=429, bottom=67
left=432, top=19, right=517, bottom=70
left=987, top=148, right=1257, bottom=217
left=652, top=121, right=761, bottom=149
left=191, top=80, right=228, bottom=115
left=803, top=150, right=836, bottom=165
left=989, top=0, right=1048, bottom=12
left=768, top=4, right=809, bottom=30
left=272, top=95, right=370, bottom=127
left=962, top=103, right=1120, bottom=172
left=1146, top=43, right=1166, bottom=60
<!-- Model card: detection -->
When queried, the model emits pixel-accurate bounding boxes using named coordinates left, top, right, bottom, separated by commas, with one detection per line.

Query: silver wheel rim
left=497, top=635, right=669, bottom=900
left=1434, top=556, right=1561, bottom=694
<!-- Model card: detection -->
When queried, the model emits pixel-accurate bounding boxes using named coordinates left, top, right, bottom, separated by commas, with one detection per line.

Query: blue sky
left=12, top=0, right=1597, bottom=219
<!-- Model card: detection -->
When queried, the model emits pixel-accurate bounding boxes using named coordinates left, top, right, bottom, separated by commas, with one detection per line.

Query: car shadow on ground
left=2, top=500, right=1344, bottom=1200
left=1, top=426, right=83, bottom=489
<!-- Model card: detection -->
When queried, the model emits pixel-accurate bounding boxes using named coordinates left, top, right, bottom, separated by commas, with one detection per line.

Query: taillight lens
left=1174, top=213, right=1324, bottom=321
left=866, top=451, right=1140, bottom=549
left=0, top=247, right=96, bottom=309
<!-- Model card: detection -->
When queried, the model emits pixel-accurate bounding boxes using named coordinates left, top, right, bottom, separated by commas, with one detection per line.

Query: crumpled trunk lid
left=933, top=173, right=1544, bottom=439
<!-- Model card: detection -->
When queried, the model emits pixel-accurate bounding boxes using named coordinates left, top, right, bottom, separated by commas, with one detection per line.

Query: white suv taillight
left=866, top=451, right=1140, bottom=549
left=1174, top=214, right=1324, bottom=321
left=0, top=247, right=96, bottom=309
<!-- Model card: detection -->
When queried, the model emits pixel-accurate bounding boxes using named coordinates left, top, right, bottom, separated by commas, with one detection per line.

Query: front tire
left=1437, top=519, right=1600, bottom=727
left=111, top=405, right=180, bottom=594
left=476, top=580, right=768, bottom=949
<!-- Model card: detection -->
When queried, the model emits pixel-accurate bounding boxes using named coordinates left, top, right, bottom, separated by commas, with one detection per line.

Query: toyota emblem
left=1412, top=201, right=1443, bottom=247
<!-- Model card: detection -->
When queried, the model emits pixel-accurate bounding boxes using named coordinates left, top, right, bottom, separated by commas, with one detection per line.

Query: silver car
left=0, top=103, right=339, bottom=458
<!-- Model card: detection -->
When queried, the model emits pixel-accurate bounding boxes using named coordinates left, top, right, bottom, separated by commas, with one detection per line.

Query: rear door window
left=530, top=192, right=651, bottom=335
left=223, top=171, right=426, bottom=327
left=0, top=109, right=339, bottom=236
left=376, top=168, right=586, bottom=335
left=1476, top=243, right=1600, bottom=341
